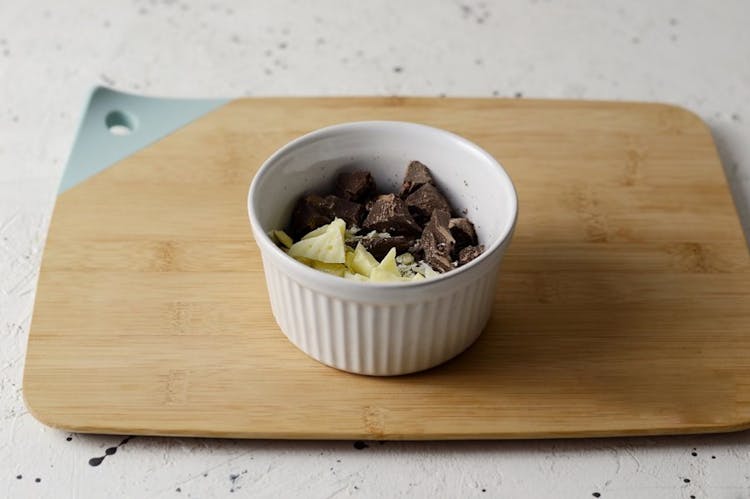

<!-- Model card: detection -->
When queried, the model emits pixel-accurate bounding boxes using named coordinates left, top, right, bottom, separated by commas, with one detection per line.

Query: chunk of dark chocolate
left=399, top=160, right=434, bottom=197
left=290, top=194, right=334, bottom=238
left=405, top=183, right=452, bottom=225
left=334, top=170, right=376, bottom=202
left=362, top=194, right=422, bottom=236
left=458, top=245, right=485, bottom=266
left=361, top=235, right=415, bottom=260
left=322, top=195, right=364, bottom=228
left=421, top=209, right=455, bottom=273
left=449, top=217, right=478, bottom=253
left=290, top=194, right=364, bottom=238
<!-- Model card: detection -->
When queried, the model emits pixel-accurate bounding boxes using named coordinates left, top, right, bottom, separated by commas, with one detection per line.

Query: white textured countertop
left=2, top=1, right=749, bottom=497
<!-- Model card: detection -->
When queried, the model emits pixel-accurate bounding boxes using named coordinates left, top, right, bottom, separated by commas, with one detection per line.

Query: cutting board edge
left=19, top=398, right=750, bottom=441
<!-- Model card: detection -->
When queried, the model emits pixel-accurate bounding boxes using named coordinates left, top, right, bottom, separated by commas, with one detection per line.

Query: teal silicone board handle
left=60, top=86, right=229, bottom=193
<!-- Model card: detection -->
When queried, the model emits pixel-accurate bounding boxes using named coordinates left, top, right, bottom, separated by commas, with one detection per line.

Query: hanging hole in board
left=105, top=110, right=137, bottom=136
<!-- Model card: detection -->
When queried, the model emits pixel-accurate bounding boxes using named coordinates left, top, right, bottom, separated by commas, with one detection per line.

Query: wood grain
left=23, top=97, right=750, bottom=439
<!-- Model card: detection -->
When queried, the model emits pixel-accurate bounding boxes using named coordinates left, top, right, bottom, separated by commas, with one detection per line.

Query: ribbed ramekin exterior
left=260, top=253, right=502, bottom=376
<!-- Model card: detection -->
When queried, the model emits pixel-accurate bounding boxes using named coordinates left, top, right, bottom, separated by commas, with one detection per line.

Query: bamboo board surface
left=23, top=97, right=750, bottom=439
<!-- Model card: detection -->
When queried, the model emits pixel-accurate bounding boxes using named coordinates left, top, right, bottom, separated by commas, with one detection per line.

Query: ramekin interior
left=248, top=121, right=517, bottom=289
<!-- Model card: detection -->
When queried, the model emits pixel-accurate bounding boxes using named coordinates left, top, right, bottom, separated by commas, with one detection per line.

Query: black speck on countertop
left=88, top=436, right=134, bottom=467
left=16, top=474, right=22, bottom=480
left=35, top=478, right=41, bottom=483
left=592, top=493, right=601, bottom=498
left=683, top=478, right=691, bottom=483
left=393, top=66, right=403, bottom=73
left=353, top=440, right=369, bottom=450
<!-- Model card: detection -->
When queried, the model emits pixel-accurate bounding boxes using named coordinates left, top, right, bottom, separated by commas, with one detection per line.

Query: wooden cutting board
left=24, top=95, right=750, bottom=439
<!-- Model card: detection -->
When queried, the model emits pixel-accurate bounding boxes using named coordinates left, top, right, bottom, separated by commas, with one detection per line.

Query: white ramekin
left=248, top=121, right=517, bottom=376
